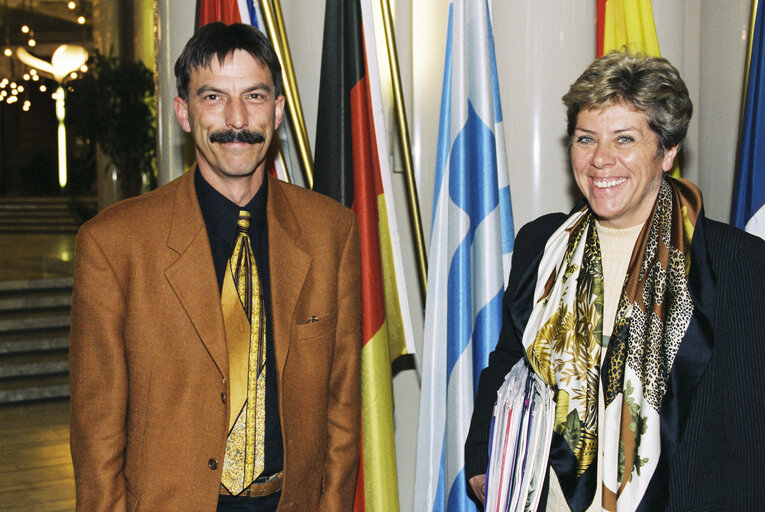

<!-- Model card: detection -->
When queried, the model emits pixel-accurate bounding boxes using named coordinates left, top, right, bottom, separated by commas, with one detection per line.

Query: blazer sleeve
left=69, top=225, right=129, bottom=512
left=464, top=213, right=566, bottom=483
left=318, top=213, right=362, bottom=512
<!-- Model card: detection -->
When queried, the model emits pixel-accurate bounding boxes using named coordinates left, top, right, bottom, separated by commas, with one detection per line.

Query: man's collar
left=195, top=168, right=268, bottom=247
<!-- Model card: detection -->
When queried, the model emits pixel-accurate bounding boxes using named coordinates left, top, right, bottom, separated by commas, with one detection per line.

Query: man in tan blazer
left=69, top=23, right=360, bottom=512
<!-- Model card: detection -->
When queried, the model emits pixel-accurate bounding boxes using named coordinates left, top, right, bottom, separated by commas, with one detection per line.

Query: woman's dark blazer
left=464, top=211, right=765, bottom=511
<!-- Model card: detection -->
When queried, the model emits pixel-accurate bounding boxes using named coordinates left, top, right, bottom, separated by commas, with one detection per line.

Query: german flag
left=313, top=0, right=402, bottom=510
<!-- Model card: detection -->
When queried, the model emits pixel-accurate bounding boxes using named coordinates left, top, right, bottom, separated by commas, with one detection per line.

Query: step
left=0, top=374, right=70, bottom=403
left=0, top=289, right=72, bottom=311
left=0, top=214, right=79, bottom=224
left=0, top=224, right=79, bottom=235
left=0, top=309, right=71, bottom=333
left=0, top=351, right=69, bottom=378
left=0, top=328, right=69, bottom=354
left=0, top=196, right=96, bottom=206
left=0, top=277, right=74, bottom=292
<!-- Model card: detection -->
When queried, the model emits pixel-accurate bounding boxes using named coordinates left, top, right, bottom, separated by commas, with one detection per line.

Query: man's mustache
left=208, top=130, right=266, bottom=144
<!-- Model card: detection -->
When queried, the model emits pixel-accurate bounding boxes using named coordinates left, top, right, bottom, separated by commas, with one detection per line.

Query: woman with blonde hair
left=465, top=52, right=765, bottom=511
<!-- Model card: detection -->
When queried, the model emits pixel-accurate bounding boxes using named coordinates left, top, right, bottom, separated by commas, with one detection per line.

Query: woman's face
left=571, top=102, right=678, bottom=229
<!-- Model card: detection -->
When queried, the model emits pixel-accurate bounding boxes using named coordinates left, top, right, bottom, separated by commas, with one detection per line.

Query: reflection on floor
left=0, top=399, right=74, bottom=512
left=0, top=234, right=75, bottom=282
left=0, top=233, right=76, bottom=511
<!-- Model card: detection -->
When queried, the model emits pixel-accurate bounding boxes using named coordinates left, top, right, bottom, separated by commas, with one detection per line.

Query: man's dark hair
left=174, top=22, right=283, bottom=101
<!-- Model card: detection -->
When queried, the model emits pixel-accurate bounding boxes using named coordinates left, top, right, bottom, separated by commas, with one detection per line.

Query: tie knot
left=237, top=210, right=251, bottom=233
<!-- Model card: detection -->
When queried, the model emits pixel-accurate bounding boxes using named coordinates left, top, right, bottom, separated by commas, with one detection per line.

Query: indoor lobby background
left=0, top=1, right=754, bottom=511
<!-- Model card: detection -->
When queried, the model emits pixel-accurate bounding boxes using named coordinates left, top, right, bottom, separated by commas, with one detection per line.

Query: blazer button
left=208, top=458, right=218, bottom=470
left=221, top=392, right=227, bottom=404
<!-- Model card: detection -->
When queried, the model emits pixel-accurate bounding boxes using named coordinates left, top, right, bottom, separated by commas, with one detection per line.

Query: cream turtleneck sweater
left=546, top=221, right=642, bottom=512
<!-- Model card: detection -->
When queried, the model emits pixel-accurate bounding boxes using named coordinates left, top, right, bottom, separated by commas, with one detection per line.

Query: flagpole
left=378, top=0, right=428, bottom=297
left=740, top=0, right=760, bottom=130
left=259, top=0, right=315, bottom=189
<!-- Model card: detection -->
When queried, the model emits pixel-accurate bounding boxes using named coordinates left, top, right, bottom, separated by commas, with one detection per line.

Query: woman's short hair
left=174, top=22, right=283, bottom=101
left=561, top=52, right=692, bottom=151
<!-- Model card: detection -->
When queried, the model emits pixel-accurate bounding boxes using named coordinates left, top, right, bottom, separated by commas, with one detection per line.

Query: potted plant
left=67, top=51, right=156, bottom=199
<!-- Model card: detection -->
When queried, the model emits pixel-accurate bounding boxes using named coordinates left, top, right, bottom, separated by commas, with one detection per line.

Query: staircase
left=0, top=197, right=97, bottom=234
left=0, top=277, right=72, bottom=403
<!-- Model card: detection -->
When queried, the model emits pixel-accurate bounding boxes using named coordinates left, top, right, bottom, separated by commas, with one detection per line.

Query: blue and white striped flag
left=732, top=0, right=765, bottom=240
left=414, top=1, right=514, bottom=510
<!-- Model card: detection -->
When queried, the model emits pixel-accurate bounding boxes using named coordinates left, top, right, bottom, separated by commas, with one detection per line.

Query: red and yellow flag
left=597, top=0, right=660, bottom=57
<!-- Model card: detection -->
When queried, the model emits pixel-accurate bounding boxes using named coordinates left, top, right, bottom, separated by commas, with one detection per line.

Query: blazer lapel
left=164, top=170, right=229, bottom=378
left=267, top=176, right=311, bottom=380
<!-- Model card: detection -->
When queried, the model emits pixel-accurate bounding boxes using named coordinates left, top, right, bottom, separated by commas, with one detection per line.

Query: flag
left=195, top=0, right=291, bottom=183
left=732, top=0, right=765, bottom=240
left=313, top=0, right=417, bottom=509
left=597, top=0, right=660, bottom=58
left=413, top=1, right=514, bottom=510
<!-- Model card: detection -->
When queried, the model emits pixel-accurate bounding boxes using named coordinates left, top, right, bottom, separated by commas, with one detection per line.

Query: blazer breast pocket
left=294, top=311, right=337, bottom=341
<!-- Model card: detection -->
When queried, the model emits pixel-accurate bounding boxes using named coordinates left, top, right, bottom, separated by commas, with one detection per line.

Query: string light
left=67, top=1, right=76, bottom=9
left=39, top=84, right=46, bottom=92
left=77, top=16, right=86, bottom=24
left=28, top=38, right=36, bottom=47
left=3, top=48, right=11, bottom=57
left=21, top=25, right=30, bottom=34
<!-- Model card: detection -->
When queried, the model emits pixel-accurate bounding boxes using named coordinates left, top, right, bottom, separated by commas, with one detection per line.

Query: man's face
left=174, top=50, right=284, bottom=186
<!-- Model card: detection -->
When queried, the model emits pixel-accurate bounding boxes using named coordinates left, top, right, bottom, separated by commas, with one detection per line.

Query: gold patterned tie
left=220, top=210, right=267, bottom=495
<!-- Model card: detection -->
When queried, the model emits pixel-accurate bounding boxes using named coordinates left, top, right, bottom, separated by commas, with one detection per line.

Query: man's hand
left=468, top=473, right=486, bottom=504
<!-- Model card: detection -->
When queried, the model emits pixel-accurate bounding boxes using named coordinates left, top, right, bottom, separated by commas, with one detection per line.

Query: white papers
left=485, top=359, right=554, bottom=512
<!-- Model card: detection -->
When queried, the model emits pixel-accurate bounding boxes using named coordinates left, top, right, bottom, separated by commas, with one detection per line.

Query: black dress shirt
left=195, top=169, right=284, bottom=481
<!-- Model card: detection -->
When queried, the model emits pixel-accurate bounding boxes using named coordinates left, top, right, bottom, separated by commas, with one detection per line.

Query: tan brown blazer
left=69, top=169, right=361, bottom=512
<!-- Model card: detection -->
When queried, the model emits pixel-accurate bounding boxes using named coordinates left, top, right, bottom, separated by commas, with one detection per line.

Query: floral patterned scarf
left=521, top=178, right=704, bottom=511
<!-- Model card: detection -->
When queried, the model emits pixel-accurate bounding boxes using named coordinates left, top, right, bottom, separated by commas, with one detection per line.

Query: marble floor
left=0, top=233, right=76, bottom=511
left=0, top=399, right=74, bottom=512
